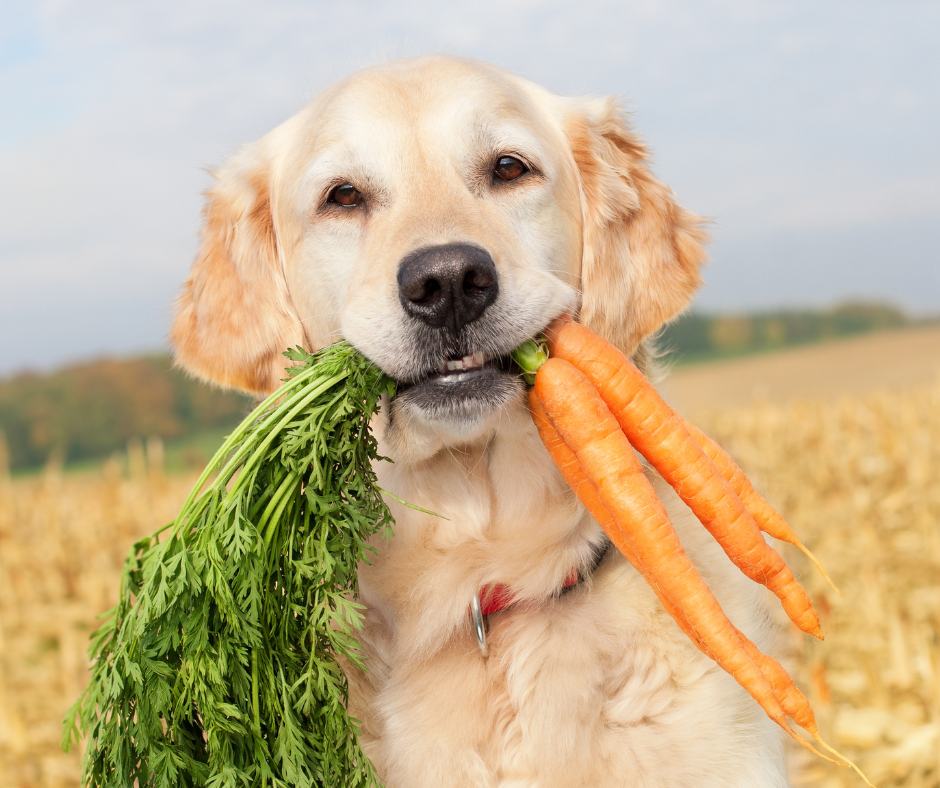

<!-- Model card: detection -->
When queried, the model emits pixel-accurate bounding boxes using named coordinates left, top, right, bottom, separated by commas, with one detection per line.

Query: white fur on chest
left=350, top=411, right=789, bottom=787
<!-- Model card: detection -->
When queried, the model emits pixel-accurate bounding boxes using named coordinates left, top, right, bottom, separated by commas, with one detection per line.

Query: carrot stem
left=510, top=338, right=549, bottom=384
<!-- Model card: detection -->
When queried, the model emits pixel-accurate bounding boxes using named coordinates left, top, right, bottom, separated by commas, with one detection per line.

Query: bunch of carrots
left=514, top=319, right=871, bottom=784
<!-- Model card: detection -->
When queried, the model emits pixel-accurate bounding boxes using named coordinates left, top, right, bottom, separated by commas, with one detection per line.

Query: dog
left=171, top=56, right=788, bottom=786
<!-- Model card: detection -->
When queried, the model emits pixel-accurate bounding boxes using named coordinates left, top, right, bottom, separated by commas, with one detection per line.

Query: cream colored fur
left=171, top=56, right=788, bottom=786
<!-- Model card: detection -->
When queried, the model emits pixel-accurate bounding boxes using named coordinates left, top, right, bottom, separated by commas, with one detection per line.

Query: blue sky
left=1, top=0, right=938, bottom=373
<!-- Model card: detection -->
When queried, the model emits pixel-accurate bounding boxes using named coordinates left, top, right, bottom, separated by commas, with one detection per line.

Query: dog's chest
left=367, top=554, right=786, bottom=787
left=358, top=434, right=787, bottom=786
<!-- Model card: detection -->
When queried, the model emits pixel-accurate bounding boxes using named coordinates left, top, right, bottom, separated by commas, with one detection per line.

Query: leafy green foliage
left=63, top=343, right=396, bottom=787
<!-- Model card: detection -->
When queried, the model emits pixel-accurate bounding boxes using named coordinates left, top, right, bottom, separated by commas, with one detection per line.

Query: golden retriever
left=171, top=56, right=788, bottom=786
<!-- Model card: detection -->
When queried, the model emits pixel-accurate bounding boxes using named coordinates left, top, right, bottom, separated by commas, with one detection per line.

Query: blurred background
left=1, top=1, right=937, bottom=785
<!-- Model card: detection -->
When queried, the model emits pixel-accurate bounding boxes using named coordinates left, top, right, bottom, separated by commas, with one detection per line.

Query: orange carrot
left=548, top=321, right=823, bottom=639
left=533, top=358, right=792, bottom=732
left=530, top=379, right=873, bottom=783
left=683, top=421, right=837, bottom=592
left=531, top=390, right=819, bottom=724
left=522, top=327, right=872, bottom=782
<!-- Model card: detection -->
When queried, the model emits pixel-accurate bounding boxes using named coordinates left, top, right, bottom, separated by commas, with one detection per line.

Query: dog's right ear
left=171, top=143, right=305, bottom=395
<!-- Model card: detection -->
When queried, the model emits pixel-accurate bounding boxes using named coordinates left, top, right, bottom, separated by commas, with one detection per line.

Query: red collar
left=467, top=540, right=611, bottom=658
left=477, top=568, right=581, bottom=617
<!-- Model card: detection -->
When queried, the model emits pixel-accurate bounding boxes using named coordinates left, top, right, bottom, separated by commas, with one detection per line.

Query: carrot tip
left=812, top=733, right=877, bottom=787
left=788, top=729, right=842, bottom=767
left=794, top=540, right=840, bottom=595
left=796, top=618, right=825, bottom=640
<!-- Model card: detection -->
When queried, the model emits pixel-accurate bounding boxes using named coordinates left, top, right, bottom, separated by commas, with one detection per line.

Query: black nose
left=397, top=243, right=499, bottom=332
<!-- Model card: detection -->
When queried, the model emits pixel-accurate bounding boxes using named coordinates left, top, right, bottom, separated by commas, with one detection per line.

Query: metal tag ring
left=468, top=592, right=489, bottom=658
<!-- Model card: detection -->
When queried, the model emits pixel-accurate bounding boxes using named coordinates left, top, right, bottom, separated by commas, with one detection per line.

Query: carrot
left=548, top=321, right=823, bottom=639
left=530, top=374, right=873, bottom=784
left=533, top=394, right=788, bottom=673
left=521, top=327, right=872, bottom=782
left=532, top=358, right=791, bottom=732
left=531, top=389, right=815, bottom=725
left=682, top=422, right=837, bottom=592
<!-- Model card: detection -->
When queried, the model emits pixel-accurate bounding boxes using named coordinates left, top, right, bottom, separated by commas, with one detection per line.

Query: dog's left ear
left=566, top=98, right=708, bottom=354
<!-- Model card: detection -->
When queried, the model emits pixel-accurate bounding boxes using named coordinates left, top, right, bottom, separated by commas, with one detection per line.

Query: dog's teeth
left=458, top=352, right=486, bottom=369
left=438, top=352, right=487, bottom=375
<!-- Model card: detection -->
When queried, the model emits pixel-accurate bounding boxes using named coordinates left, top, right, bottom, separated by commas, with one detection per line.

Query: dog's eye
left=328, top=183, right=363, bottom=207
left=493, top=155, right=528, bottom=182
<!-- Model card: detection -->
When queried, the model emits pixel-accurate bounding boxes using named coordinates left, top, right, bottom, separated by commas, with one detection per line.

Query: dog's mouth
left=394, top=349, right=520, bottom=419
left=399, top=351, right=515, bottom=388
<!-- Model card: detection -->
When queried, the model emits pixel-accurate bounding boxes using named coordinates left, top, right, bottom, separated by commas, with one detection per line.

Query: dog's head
left=172, top=57, right=706, bottom=450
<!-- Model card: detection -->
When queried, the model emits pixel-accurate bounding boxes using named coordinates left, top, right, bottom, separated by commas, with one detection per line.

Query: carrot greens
left=63, top=342, right=395, bottom=788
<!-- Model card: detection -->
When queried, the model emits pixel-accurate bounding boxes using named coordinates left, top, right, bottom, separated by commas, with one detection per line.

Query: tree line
left=0, top=356, right=250, bottom=470
left=659, top=301, right=912, bottom=363
left=0, top=301, right=924, bottom=470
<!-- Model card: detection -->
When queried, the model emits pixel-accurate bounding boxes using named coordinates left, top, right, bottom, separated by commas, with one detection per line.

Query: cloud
left=1, top=0, right=937, bottom=372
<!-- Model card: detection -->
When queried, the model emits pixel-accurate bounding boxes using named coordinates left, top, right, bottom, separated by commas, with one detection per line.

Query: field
left=1, top=327, right=939, bottom=786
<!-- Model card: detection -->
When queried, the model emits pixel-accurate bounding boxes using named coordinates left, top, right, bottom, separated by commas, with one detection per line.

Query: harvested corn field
left=1, top=334, right=938, bottom=786
left=700, top=380, right=940, bottom=786
left=0, top=447, right=198, bottom=786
